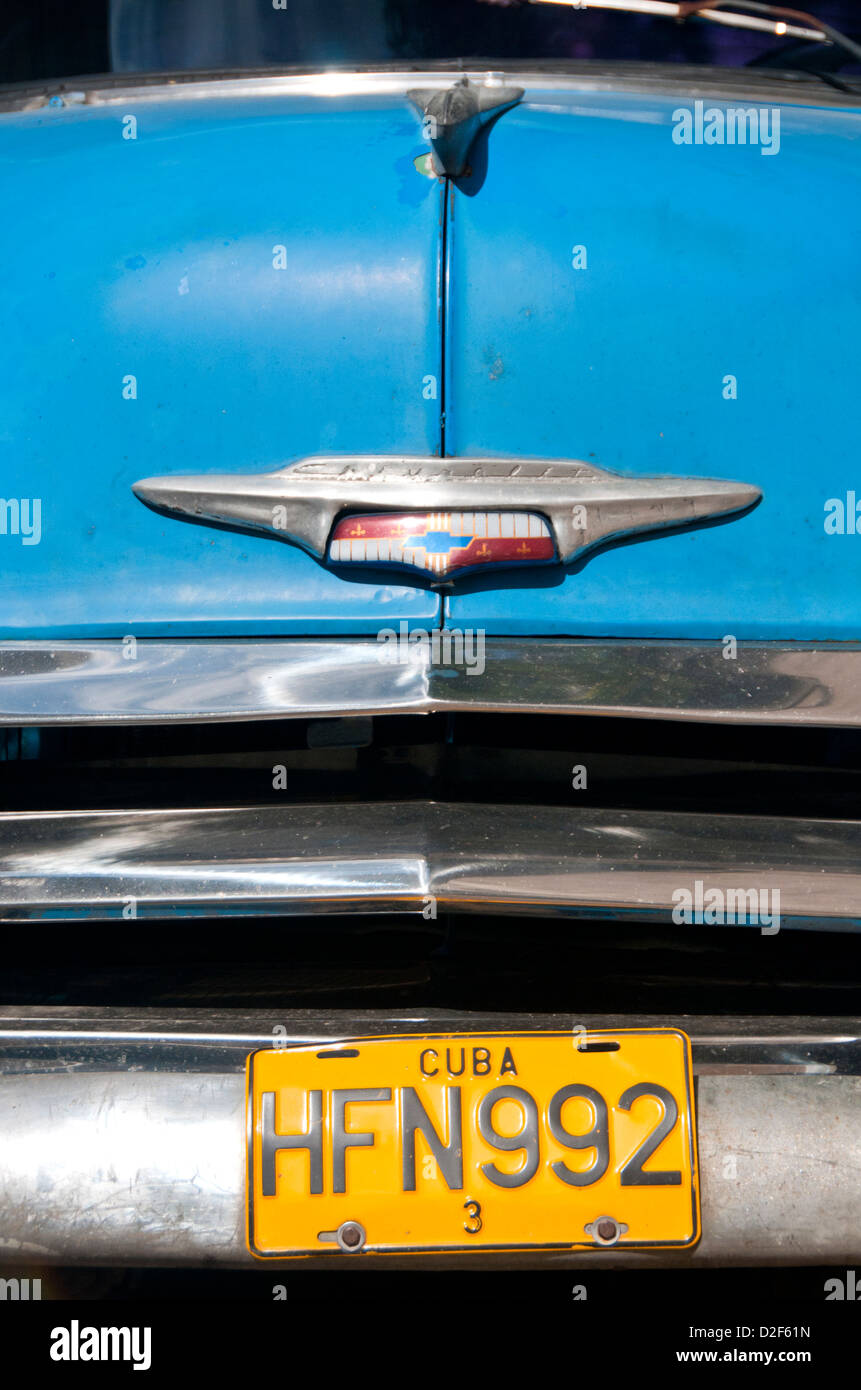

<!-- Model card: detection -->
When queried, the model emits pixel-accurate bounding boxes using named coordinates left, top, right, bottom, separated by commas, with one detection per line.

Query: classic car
left=0, top=0, right=859, bottom=1284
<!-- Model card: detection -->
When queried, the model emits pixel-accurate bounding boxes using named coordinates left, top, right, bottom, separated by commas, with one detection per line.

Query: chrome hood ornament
left=407, top=77, right=523, bottom=178
left=132, top=456, right=761, bottom=584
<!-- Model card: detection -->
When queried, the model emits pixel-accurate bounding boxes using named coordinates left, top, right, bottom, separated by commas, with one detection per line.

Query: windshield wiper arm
left=531, top=0, right=861, bottom=68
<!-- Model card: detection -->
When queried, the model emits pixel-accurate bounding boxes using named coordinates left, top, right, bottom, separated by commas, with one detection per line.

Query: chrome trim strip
left=6, top=64, right=860, bottom=111
left=1, top=1009, right=857, bottom=1073
left=1, top=639, right=861, bottom=726
left=0, top=1011, right=857, bottom=1267
left=1, top=802, right=859, bottom=928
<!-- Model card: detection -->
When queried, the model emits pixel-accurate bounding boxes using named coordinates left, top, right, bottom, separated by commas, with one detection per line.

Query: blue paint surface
left=3, top=84, right=859, bottom=641
left=444, top=90, right=861, bottom=637
left=0, top=96, right=441, bottom=635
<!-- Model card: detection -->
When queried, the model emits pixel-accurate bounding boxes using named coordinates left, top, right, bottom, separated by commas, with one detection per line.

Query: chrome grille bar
left=2, top=639, right=861, bottom=726
left=0, top=802, right=859, bottom=928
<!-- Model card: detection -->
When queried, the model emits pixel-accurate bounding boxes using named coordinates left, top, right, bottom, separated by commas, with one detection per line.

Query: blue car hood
left=444, top=85, right=861, bottom=639
left=2, top=77, right=860, bottom=640
left=0, top=92, right=442, bottom=637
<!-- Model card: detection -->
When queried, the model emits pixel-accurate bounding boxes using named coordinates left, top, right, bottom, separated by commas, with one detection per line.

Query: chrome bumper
left=1, top=802, right=859, bottom=929
left=0, top=1010, right=858, bottom=1268
left=1, top=639, right=861, bottom=726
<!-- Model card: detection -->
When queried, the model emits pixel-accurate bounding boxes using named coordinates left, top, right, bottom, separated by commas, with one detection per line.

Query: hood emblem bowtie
left=132, top=455, right=760, bottom=585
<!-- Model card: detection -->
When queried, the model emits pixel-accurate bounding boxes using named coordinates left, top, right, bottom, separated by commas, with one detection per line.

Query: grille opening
left=2, top=713, right=859, bottom=1016
left=2, top=712, right=861, bottom=818
left=0, top=913, right=858, bottom=1016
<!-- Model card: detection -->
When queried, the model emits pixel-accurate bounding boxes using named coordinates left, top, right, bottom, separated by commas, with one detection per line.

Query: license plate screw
left=336, top=1221, right=367, bottom=1253
left=585, top=1216, right=628, bottom=1247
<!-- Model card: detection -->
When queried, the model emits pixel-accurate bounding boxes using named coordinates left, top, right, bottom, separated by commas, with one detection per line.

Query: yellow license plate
left=246, top=1029, right=699, bottom=1257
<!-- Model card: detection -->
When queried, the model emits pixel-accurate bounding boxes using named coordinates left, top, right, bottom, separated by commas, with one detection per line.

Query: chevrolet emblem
left=132, top=455, right=761, bottom=583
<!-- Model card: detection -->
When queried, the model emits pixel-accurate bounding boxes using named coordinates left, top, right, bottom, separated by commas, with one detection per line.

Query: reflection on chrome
left=0, top=639, right=859, bottom=726
left=1, top=803, right=859, bottom=928
left=0, top=1011, right=857, bottom=1267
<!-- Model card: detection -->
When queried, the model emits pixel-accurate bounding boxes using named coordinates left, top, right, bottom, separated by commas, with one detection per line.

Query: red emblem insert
left=328, top=511, right=555, bottom=578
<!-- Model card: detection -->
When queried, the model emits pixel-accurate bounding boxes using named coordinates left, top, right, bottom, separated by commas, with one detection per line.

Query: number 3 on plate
left=463, top=1198, right=483, bottom=1234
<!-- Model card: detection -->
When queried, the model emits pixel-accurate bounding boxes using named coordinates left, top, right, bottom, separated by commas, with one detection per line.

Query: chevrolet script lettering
left=132, top=455, right=761, bottom=583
